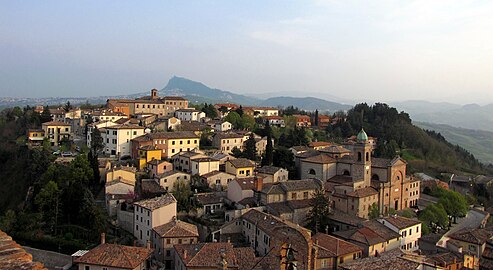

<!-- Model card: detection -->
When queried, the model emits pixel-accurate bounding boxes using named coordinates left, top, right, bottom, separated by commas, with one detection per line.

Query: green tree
left=437, top=189, right=468, bottom=223
left=306, top=188, right=331, bottom=233
left=273, top=147, right=296, bottom=178
left=368, top=203, right=380, bottom=219
left=172, top=180, right=192, bottom=212
left=263, top=122, right=274, bottom=166
left=0, top=210, right=17, bottom=233
left=243, top=134, right=257, bottom=161
left=40, top=106, right=52, bottom=123
left=201, top=103, right=218, bottom=118
left=35, top=181, right=61, bottom=232
left=63, top=101, right=72, bottom=112
left=231, top=147, right=243, bottom=158
left=219, top=106, right=229, bottom=114
left=419, top=203, right=449, bottom=234
left=314, top=109, right=319, bottom=126
left=224, top=111, right=241, bottom=129
left=240, top=114, right=256, bottom=130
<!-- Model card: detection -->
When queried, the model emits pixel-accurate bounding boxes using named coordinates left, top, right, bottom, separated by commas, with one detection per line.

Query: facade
left=293, top=115, right=311, bottom=127
left=257, top=178, right=323, bottom=205
left=131, top=131, right=200, bottom=159
left=133, top=194, right=177, bottom=246
left=200, top=171, right=235, bottom=189
left=175, top=108, right=205, bottom=122
left=155, top=170, right=190, bottom=191
left=207, top=120, right=232, bottom=132
left=257, top=166, right=289, bottom=183
left=190, top=157, right=220, bottom=176
left=264, top=116, right=285, bottom=127
left=106, top=165, right=137, bottom=184
left=227, top=177, right=257, bottom=203
left=42, top=121, right=72, bottom=146
left=172, top=151, right=208, bottom=173
left=312, top=233, right=363, bottom=269
left=378, top=216, right=422, bottom=251
left=105, top=178, right=135, bottom=216
left=137, top=146, right=162, bottom=170
left=243, top=107, right=279, bottom=118
left=27, top=129, right=45, bottom=146
left=212, top=132, right=245, bottom=153
left=100, top=124, right=145, bottom=157
left=152, top=219, right=199, bottom=269
left=147, top=159, right=173, bottom=178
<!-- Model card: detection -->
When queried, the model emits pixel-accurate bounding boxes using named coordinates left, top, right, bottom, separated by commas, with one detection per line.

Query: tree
left=89, top=127, right=104, bottom=188
left=240, top=114, right=256, bottom=130
left=224, top=111, right=241, bottom=129
left=243, top=134, right=257, bottom=161
left=306, top=188, right=331, bottom=233
left=314, top=109, right=319, bottom=126
left=63, top=101, right=72, bottom=112
left=235, top=105, right=243, bottom=116
left=219, top=106, right=229, bottom=115
left=172, top=180, right=192, bottom=212
left=201, top=103, right=218, bottom=118
left=368, top=203, right=380, bottom=219
left=273, top=147, right=296, bottom=178
left=263, top=122, right=273, bottom=166
left=40, top=106, right=52, bottom=123
left=231, top=147, right=243, bottom=158
left=437, top=189, right=468, bottom=223
left=35, top=180, right=61, bottom=232
left=0, top=210, right=17, bottom=233
left=419, top=203, right=449, bottom=234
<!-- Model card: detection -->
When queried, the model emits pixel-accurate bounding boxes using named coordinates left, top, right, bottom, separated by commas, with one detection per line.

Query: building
left=174, top=242, right=257, bottom=270
left=147, top=159, right=173, bottom=178
left=264, top=116, right=285, bottom=127
left=206, top=120, right=232, bottom=132
left=106, top=165, right=137, bottom=184
left=137, top=145, right=162, bottom=170
left=447, top=227, right=493, bottom=259
left=212, top=132, right=245, bottom=153
left=309, top=141, right=332, bottom=150
left=74, top=234, right=153, bottom=270
left=151, top=116, right=181, bottom=131
left=27, top=129, right=45, bottom=146
left=131, top=131, right=200, bottom=159
left=200, top=171, right=236, bottom=189
left=133, top=194, right=177, bottom=245
left=42, top=121, right=72, bottom=146
left=105, top=178, right=135, bottom=216
left=100, top=124, right=145, bottom=157
left=152, top=219, right=199, bottom=268
left=257, top=166, right=289, bottom=183
left=175, top=108, right=206, bottom=122
left=339, top=249, right=421, bottom=270
left=155, top=170, right=190, bottom=191
left=249, top=136, right=274, bottom=156
left=90, top=110, right=127, bottom=123
left=190, top=157, right=220, bottom=176
left=257, top=178, right=323, bottom=205
left=195, top=193, right=224, bottom=216
left=313, top=114, right=331, bottom=129
left=312, top=233, right=363, bottom=269
left=300, top=129, right=420, bottom=218
left=378, top=216, right=422, bottom=251
left=172, top=151, right=208, bottom=173
left=227, top=177, right=258, bottom=203
left=293, top=114, right=311, bottom=127
left=225, top=158, right=256, bottom=178
left=243, top=107, right=279, bottom=118
left=0, top=229, right=48, bottom=270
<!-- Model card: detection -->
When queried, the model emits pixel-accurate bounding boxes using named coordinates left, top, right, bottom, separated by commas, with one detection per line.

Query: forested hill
left=329, top=103, right=489, bottom=175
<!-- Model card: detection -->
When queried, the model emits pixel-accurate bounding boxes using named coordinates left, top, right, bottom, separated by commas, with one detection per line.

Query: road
left=437, top=208, right=488, bottom=247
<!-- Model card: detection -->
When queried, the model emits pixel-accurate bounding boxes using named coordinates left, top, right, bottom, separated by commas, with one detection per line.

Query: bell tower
left=351, top=129, right=372, bottom=187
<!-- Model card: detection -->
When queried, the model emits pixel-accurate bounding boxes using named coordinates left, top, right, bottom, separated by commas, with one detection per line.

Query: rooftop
left=153, top=219, right=198, bottom=238
left=380, top=216, right=421, bottom=230
left=133, top=193, right=176, bottom=211
left=0, top=230, right=47, bottom=270
left=195, top=193, right=223, bottom=205
left=132, top=131, right=199, bottom=141
left=73, top=243, right=153, bottom=269
left=313, top=233, right=362, bottom=258
left=41, top=121, right=71, bottom=126
left=448, top=227, right=493, bottom=245
left=228, top=158, right=255, bottom=168
left=340, top=249, right=421, bottom=270
left=257, top=165, right=283, bottom=175
left=174, top=242, right=252, bottom=269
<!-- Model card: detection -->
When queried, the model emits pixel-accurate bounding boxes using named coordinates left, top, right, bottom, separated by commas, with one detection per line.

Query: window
left=166, top=250, right=171, bottom=256
left=166, top=239, right=171, bottom=244
left=303, top=192, right=308, bottom=199
left=85, top=266, right=90, bottom=270
left=133, top=131, right=137, bottom=135
left=291, top=193, right=297, bottom=200
left=172, top=141, right=175, bottom=145
left=178, top=239, right=182, bottom=244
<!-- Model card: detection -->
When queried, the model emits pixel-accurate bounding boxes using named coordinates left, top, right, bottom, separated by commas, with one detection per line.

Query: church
left=299, top=129, right=420, bottom=219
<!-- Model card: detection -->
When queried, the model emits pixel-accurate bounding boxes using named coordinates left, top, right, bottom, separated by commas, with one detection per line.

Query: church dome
left=357, top=129, right=368, bottom=142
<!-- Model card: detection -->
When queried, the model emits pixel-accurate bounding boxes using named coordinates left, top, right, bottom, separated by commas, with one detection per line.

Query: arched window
left=343, top=170, right=350, bottom=176
left=309, top=169, right=316, bottom=175
left=371, top=174, right=380, bottom=181
left=357, top=152, right=362, bottom=161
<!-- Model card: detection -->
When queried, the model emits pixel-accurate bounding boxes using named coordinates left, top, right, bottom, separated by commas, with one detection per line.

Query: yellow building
left=106, top=165, right=137, bottom=185
left=131, top=131, right=200, bottom=159
left=138, top=146, right=162, bottom=170
left=27, top=129, right=45, bottom=146
left=41, top=121, right=72, bottom=146
left=225, top=158, right=255, bottom=178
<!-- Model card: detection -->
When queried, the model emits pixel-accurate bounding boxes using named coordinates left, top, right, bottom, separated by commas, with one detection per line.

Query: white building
left=378, top=216, right=422, bottom=251
left=100, top=124, right=145, bottom=157
left=207, top=120, right=232, bottom=132
left=175, top=108, right=206, bottom=122
left=133, top=193, right=177, bottom=246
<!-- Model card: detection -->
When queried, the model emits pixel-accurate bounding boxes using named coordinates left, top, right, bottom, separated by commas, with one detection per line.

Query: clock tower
left=351, top=129, right=372, bottom=187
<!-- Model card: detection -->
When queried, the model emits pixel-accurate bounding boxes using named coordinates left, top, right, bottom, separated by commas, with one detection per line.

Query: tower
left=151, top=89, right=158, bottom=99
left=351, top=129, right=372, bottom=187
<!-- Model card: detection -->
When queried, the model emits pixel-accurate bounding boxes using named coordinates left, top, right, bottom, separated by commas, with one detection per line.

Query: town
left=2, top=88, right=492, bottom=270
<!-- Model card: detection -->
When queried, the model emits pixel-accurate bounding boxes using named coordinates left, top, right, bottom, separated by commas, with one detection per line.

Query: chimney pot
left=146, top=240, right=151, bottom=249
left=100, top=232, right=106, bottom=244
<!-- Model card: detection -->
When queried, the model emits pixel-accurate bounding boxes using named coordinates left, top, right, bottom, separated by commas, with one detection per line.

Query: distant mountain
left=416, top=122, right=493, bottom=165
left=260, top=96, right=351, bottom=112
left=390, top=100, right=461, bottom=115
left=160, top=76, right=260, bottom=105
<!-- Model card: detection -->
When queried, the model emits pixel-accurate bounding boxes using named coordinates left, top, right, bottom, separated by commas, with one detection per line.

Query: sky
left=1, top=0, right=493, bottom=104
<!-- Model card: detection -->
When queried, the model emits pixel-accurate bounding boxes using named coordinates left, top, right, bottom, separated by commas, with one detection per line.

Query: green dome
left=357, top=129, right=368, bottom=142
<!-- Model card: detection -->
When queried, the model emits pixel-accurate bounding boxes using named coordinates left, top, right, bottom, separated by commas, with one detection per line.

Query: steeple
left=357, top=129, right=368, bottom=142
left=351, top=129, right=372, bottom=187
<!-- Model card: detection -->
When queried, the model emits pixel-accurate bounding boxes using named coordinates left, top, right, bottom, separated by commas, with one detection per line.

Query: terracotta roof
left=319, top=145, right=351, bottom=154
left=381, top=216, right=421, bottom=230
left=231, top=177, right=257, bottom=190
left=141, top=179, right=165, bottom=195
left=334, top=227, right=386, bottom=246
left=363, top=220, right=401, bottom=241
left=0, top=230, right=47, bottom=270
left=174, top=242, right=239, bottom=268
left=371, top=158, right=392, bottom=168
left=347, top=187, right=378, bottom=198
left=73, top=243, right=153, bottom=269
left=266, top=199, right=313, bottom=215
left=153, top=220, right=198, bottom=238
left=214, top=132, right=244, bottom=139
left=309, top=141, right=332, bottom=148
left=228, top=158, right=255, bottom=168
left=261, top=183, right=285, bottom=194
left=313, top=233, right=362, bottom=258
left=328, top=210, right=366, bottom=227
left=448, top=227, right=493, bottom=245
left=257, top=166, right=283, bottom=175
left=132, top=131, right=199, bottom=142
left=41, top=121, right=70, bottom=126
left=340, top=249, right=421, bottom=270
left=133, top=193, right=176, bottom=211
left=164, top=96, right=187, bottom=100
left=195, top=193, right=223, bottom=205
left=201, top=170, right=235, bottom=179
left=280, top=179, right=322, bottom=191
left=424, top=252, right=462, bottom=267
left=156, top=170, right=189, bottom=179
left=302, top=154, right=337, bottom=164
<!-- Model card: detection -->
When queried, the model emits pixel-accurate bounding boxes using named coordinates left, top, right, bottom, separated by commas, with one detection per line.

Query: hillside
left=416, top=122, right=493, bottom=165
left=260, top=96, right=351, bottom=112
left=330, top=103, right=489, bottom=176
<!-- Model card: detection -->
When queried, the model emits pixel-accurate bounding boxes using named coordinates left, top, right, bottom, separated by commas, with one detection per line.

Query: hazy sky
left=1, top=0, right=493, bottom=104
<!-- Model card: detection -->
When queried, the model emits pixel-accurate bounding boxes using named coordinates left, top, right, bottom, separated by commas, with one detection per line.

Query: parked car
left=61, top=151, right=73, bottom=157
left=52, top=150, right=60, bottom=155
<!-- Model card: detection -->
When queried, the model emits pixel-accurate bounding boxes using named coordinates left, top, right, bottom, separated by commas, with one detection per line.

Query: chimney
left=100, top=232, right=106, bottom=244
left=183, top=249, right=188, bottom=259
left=146, top=240, right=151, bottom=249
left=133, top=240, right=137, bottom=247
left=227, top=237, right=231, bottom=243
left=254, top=176, right=263, bottom=192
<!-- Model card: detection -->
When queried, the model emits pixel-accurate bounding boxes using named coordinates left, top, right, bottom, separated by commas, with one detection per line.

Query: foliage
left=0, top=210, right=17, bottom=233
left=419, top=203, right=449, bottom=234
left=172, top=180, right=193, bottom=212
left=200, top=103, right=218, bottom=118
left=224, top=111, right=242, bottom=129
left=430, top=187, right=468, bottom=223
left=40, top=106, right=52, bottom=123
left=272, top=147, right=296, bottom=178
left=263, top=122, right=274, bottom=166
left=368, top=203, right=380, bottom=219
left=63, top=101, right=72, bottom=112
left=35, top=181, right=61, bottom=233
left=243, top=134, right=258, bottom=161
left=306, top=188, right=331, bottom=233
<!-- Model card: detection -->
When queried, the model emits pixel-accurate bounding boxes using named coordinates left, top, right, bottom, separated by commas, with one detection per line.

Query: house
left=257, top=166, right=289, bottom=183
left=106, top=165, right=137, bottom=185
left=105, top=178, right=135, bottom=216
left=74, top=234, right=153, bottom=270
left=249, top=136, right=274, bottom=156
left=217, top=209, right=313, bottom=269
left=210, top=152, right=236, bottom=170
left=190, top=157, right=220, bottom=176
left=172, top=151, right=208, bottom=173
left=293, top=114, right=311, bottom=127
left=225, top=158, right=256, bottom=178
left=137, top=145, right=162, bottom=170
left=265, top=199, right=314, bottom=225
left=140, top=179, right=166, bottom=199
left=133, top=193, right=177, bottom=245
left=155, top=170, right=190, bottom=191
left=151, top=116, right=181, bottom=131
left=174, top=242, right=258, bottom=270
left=447, top=227, right=493, bottom=258
left=227, top=177, right=259, bottom=203
left=327, top=210, right=366, bottom=232
left=378, top=216, right=421, bottom=251
left=242, top=107, right=279, bottom=118
left=312, top=233, right=363, bottom=269
left=131, top=131, right=200, bottom=159
left=207, top=120, right=232, bottom=132
left=152, top=219, right=199, bottom=268
left=313, top=114, right=331, bottom=129
left=90, top=110, right=127, bottom=123
left=212, top=132, right=245, bottom=153
left=42, top=121, right=72, bottom=146
left=200, top=171, right=235, bottom=189
left=339, top=249, right=421, bottom=270
left=264, top=116, right=285, bottom=127
left=100, top=124, right=145, bottom=157
left=309, top=141, right=332, bottom=150
left=195, top=193, right=224, bottom=216
left=147, top=159, right=173, bottom=178
left=86, top=120, right=118, bottom=147
left=214, top=103, right=239, bottom=112
left=175, top=108, right=206, bottom=122
left=49, top=108, right=66, bottom=122
left=27, top=129, right=45, bottom=146
left=257, top=178, right=323, bottom=205
left=333, top=220, right=401, bottom=257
